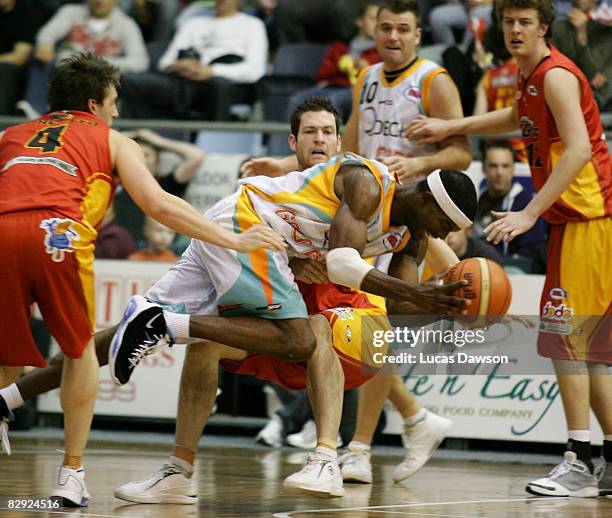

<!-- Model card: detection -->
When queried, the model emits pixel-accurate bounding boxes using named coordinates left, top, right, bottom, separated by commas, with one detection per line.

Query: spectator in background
left=430, top=0, right=493, bottom=49
left=114, top=129, right=204, bottom=245
left=552, top=0, right=612, bottom=111
left=446, top=227, right=503, bottom=262
left=34, top=0, right=148, bottom=70
left=473, top=141, right=548, bottom=271
left=440, top=0, right=497, bottom=116
left=128, top=217, right=178, bottom=262
left=286, top=0, right=381, bottom=122
left=120, top=0, right=267, bottom=120
left=94, top=203, right=137, bottom=259
left=24, top=0, right=148, bottom=114
left=0, top=0, right=43, bottom=115
left=472, top=7, right=527, bottom=162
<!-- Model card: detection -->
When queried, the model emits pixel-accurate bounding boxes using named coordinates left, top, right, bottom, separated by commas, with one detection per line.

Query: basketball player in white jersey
left=240, top=0, right=473, bottom=485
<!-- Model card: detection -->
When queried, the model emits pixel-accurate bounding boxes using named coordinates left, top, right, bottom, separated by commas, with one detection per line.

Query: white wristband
left=326, top=247, right=374, bottom=289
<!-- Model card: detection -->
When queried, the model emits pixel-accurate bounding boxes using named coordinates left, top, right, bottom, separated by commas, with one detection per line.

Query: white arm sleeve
left=326, top=247, right=374, bottom=290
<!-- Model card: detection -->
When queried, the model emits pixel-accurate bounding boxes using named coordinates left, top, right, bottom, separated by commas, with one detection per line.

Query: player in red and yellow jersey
left=474, top=58, right=528, bottom=163
left=0, top=53, right=284, bottom=505
left=407, top=0, right=611, bottom=499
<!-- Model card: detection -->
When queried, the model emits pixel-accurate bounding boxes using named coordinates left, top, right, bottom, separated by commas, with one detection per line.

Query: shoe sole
left=50, top=492, right=89, bottom=507
left=114, top=489, right=197, bottom=504
left=108, top=297, right=141, bottom=386
left=392, top=420, right=452, bottom=483
left=283, top=481, right=345, bottom=499
left=0, top=424, right=10, bottom=455
left=341, top=470, right=372, bottom=484
left=526, top=484, right=599, bottom=498
left=108, top=298, right=168, bottom=386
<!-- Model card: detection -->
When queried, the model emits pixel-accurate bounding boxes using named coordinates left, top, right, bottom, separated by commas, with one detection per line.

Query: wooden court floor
left=1, top=437, right=611, bottom=518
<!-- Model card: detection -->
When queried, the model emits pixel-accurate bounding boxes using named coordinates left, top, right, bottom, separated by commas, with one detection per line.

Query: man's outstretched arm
left=326, top=165, right=467, bottom=315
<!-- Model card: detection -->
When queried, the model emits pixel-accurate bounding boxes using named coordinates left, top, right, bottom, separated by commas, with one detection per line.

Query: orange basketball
left=444, top=258, right=512, bottom=324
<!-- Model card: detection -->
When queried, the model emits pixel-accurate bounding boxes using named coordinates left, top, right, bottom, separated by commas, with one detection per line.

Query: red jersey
left=516, top=45, right=612, bottom=224
left=0, top=111, right=115, bottom=233
left=484, top=59, right=518, bottom=111
left=482, top=59, right=526, bottom=163
left=297, top=280, right=382, bottom=314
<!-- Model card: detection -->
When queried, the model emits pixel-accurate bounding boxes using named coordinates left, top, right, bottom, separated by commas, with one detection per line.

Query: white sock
left=568, top=430, right=590, bottom=443
left=169, top=455, right=194, bottom=477
left=348, top=440, right=371, bottom=452
left=0, top=384, right=24, bottom=411
left=404, top=408, right=427, bottom=428
left=604, top=435, right=612, bottom=441
left=164, top=311, right=190, bottom=338
left=315, top=445, right=337, bottom=458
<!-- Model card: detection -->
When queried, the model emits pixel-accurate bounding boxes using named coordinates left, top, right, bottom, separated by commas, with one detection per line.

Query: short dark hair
left=417, top=170, right=478, bottom=223
left=377, top=0, right=419, bottom=21
left=496, top=0, right=555, bottom=38
left=48, top=53, right=121, bottom=113
left=290, top=97, right=341, bottom=137
left=482, top=140, right=516, bottom=162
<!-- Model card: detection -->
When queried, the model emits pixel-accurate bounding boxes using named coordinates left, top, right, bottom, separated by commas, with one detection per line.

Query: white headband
left=426, top=170, right=473, bottom=229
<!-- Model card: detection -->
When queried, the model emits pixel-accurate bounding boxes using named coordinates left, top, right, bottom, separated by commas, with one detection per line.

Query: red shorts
left=0, top=211, right=96, bottom=367
left=221, top=306, right=391, bottom=390
left=538, top=219, right=612, bottom=364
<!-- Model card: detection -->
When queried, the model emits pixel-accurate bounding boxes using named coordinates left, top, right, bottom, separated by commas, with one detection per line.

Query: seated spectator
left=94, top=203, right=137, bottom=259
left=120, top=0, right=268, bottom=121
left=274, top=0, right=363, bottom=45
left=286, top=0, right=381, bottom=122
left=128, top=217, right=178, bottom=262
left=430, top=0, right=493, bottom=49
left=114, top=129, right=204, bottom=244
left=446, top=227, right=503, bottom=263
left=0, top=0, right=43, bottom=115
left=552, top=0, right=612, bottom=111
left=24, top=0, right=148, bottom=113
left=34, top=0, right=148, bottom=70
left=473, top=141, right=548, bottom=270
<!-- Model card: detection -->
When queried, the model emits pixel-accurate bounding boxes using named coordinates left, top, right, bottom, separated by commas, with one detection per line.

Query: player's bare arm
left=327, top=165, right=468, bottom=314
left=485, top=68, right=592, bottom=245
left=382, top=73, right=471, bottom=181
left=405, top=104, right=520, bottom=145
left=111, top=131, right=286, bottom=252
left=385, top=239, right=429, bottom=317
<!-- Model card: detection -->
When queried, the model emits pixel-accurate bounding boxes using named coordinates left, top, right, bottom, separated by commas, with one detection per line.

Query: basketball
left=444, top=257, right=512, bottom=324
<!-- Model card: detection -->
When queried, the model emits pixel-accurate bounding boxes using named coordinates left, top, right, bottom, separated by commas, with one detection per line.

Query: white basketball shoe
left=114, top=464, right=197, bottom=504
left=51, top=465, right=90, bottom=507
left=283, top=451, right=345, bottom=498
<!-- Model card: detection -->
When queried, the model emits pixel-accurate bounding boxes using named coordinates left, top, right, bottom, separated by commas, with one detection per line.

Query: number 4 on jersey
left=26, top=125, right=68, bottom=154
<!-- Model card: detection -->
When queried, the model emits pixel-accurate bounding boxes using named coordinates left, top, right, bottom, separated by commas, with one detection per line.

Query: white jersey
left=355, top=59, right=447, bottom=161
left=236, top=153, right=410, bottom=260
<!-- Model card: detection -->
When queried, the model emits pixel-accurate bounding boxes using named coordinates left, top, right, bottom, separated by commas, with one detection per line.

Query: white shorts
left=145, top=191, right=308, bottom=320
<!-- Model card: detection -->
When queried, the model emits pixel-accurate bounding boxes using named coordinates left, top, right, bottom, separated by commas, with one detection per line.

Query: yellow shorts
left=538, top=218, right=612, bottom=363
